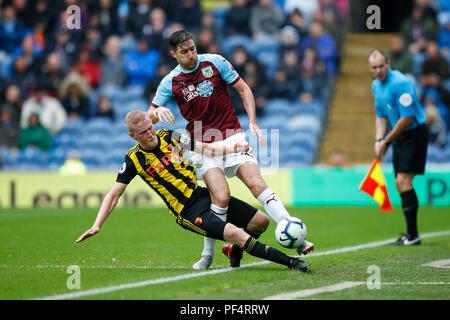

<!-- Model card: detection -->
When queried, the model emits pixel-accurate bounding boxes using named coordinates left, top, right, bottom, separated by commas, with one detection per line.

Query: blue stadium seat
left=212, top=6, right=229, bottom=29
left=256, top=51, right=279, bottom=78
left=114, top=133, right=137, bottom=150
left=427, top=144, right=446, bottom=163
left=53, top=133, right=79, bottom=149
left=48, top=147, right=69, bottom=165
left=237, top=115, right=250, bottom=131
left=0, top=148, right=19, bottom=168
left=220, top=35, right=256, bottom=57
left=259, top=114, right=288, bottom=129
left=264, top=98, right=292, bottom=116
left=80, top=148, right=101, bottom=169
left=79, top=133, right=107, bottom=150
left=123, top=85, right=145, bottom=100
left=283, top=145, right=313, bottom=165
left=286, top=114, right=322, bottom=134
left=17, top=148, right=48, bottom=166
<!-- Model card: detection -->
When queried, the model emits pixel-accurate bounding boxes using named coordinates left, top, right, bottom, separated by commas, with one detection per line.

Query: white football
left=275, top=217, right=307, bottom=249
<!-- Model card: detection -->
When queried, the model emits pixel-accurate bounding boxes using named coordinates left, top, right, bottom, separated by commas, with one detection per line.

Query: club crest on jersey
left=201, top=66, right=213, bottom=78
left=197, top=80, right=214, bottom=97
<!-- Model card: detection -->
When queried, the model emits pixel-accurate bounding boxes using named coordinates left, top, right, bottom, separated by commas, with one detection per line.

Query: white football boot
left=297, top=240, right=315, bottom=255
left=192, top=255, right=213, bottom=270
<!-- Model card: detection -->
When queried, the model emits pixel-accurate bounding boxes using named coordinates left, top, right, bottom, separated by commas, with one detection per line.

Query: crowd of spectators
left=388, top=0, right=450, bottom=148
left=0, top=0, right=345, bottom=163
left=2, top=0, right=448, bottom=169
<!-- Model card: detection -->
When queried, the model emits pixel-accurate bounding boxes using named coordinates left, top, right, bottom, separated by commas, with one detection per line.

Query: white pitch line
left=34, top=230, right=450, bottom=300
left=422, top=259, right=450, bottom=269
left=0, top=264, right=192, bottom=270
left=264, top=281, right=365, bottom=300
left=263, top=281, right=450, bottom=300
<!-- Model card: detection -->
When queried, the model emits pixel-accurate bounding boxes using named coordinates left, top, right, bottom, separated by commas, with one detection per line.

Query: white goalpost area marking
left=34, top=230, right=450, bottom=300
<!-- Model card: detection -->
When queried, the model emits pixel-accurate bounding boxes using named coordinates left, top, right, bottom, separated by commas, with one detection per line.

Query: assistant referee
left=369, top=50, right=428, bottom=246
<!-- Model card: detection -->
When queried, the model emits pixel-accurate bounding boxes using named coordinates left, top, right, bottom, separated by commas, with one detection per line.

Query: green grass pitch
left=0, top=206, right=449, bottom=300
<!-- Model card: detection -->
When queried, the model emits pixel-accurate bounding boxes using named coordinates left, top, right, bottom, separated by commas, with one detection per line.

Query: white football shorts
left=190, top=132, right=257, bottom=180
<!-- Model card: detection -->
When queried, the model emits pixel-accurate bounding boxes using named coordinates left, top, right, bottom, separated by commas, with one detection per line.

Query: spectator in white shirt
left=20, top=81, right=67, bottom=135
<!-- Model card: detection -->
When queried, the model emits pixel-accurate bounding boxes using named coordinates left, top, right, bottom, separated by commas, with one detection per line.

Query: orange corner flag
left=359, top=159, right=393, bottom=211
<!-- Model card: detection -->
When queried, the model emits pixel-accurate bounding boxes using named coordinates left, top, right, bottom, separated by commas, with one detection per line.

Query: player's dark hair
left=169, top=30, right=194, bottom=51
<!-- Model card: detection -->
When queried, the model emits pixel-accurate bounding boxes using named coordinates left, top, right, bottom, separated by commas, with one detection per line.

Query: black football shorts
left=178, top=187, right=258, bottom=241
left=392, top=124, right=428, bottom=177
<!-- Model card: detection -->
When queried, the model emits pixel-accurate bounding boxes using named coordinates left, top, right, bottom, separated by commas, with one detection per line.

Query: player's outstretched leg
left=224, top=223, right=308, bottom=272
left=192, top=204, right=228, bottom=270
left=193, top=170, right=230, bottom=270
left=237, top=164, right=290, bottom=224
left=192, top=237, right=215, bottom=270
left=221, top=244, right=243, bottom=268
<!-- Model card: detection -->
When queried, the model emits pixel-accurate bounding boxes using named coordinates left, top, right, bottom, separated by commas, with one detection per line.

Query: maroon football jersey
left=151, top=54, right=243, bottom=142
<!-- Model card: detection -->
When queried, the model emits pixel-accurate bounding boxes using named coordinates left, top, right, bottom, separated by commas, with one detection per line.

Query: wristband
left=375, top=138, right=383, bottom=142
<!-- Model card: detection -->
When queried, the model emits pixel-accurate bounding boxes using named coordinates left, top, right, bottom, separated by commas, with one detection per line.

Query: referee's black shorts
left=177, top=187, right=258, bottom=241
left=392, top=124, right=428, bottom=177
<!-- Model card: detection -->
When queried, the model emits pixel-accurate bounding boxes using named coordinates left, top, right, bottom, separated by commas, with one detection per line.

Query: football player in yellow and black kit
left=76, top=110, right=307, bottom=271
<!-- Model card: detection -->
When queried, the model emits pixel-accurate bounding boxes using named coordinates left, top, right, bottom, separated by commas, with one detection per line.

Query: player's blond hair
left=125, top=110, right=148, bottom=133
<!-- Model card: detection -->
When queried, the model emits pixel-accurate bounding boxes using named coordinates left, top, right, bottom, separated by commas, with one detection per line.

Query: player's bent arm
left=76, top=182, right=127, bottom=243
left=383, top=116, right=414, bottom=143
left=375, top=117, right=388, bottom=141
left=374, top=117, right=388, bottom=159
left=232, top=78, right=265, bottom=146
left=194, top=141, right=249, bottom=157
left=232, top=79, right=257, bottom=123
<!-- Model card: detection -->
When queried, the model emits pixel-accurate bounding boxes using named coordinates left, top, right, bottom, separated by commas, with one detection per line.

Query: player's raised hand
left=154, top=107, right=175, bottom=125
left=249, top=122, right=265, bottom=146
left=76, top=226, right=100, bottom=243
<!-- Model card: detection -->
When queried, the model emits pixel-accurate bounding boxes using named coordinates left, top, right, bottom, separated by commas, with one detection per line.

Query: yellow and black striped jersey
left=116, top=129, right=198, bottom=220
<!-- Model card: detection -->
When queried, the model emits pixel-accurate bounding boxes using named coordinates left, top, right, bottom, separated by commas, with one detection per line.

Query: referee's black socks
left=400, top=189, right=419, bottom=238
left=243, top=237, right=291, bottom=267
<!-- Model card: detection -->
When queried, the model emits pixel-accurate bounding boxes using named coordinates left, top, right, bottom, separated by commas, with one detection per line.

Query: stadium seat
left=212, top=6, right=229, bottom=29
left=123, top=85, right=145, bottom=100
left=80, top=148, right=101, bottom=169
left=0, top=149, right=19, bottom=168
left=286, top=114, right=322, bottom=134
left=53, top=133, right=79, bottom=149
left=264, top=98, right=292, bottom=116
left=47, top=147, right=68, bottom=168
left=427, top=144, right=446, bottom=163
left=220, top=35, right=256, bottom=57
left=17, top=148, right=48, bottom=167
left=79, top=133, right=107, bottom=150
left=283, top=145, right=313, bottom=165
left=114, top=133, right=137, bottom=150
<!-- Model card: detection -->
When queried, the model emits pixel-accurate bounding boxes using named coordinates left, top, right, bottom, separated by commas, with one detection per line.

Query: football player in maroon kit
left=148, top=30, right=314, bottom=269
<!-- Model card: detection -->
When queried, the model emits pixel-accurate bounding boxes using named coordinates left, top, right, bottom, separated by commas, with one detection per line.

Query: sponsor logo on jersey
left=197, top=80, right=214, bottom=97
left=182, top=84, right=198, bottom=102
left=145, top=148, right=183, bottom=177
